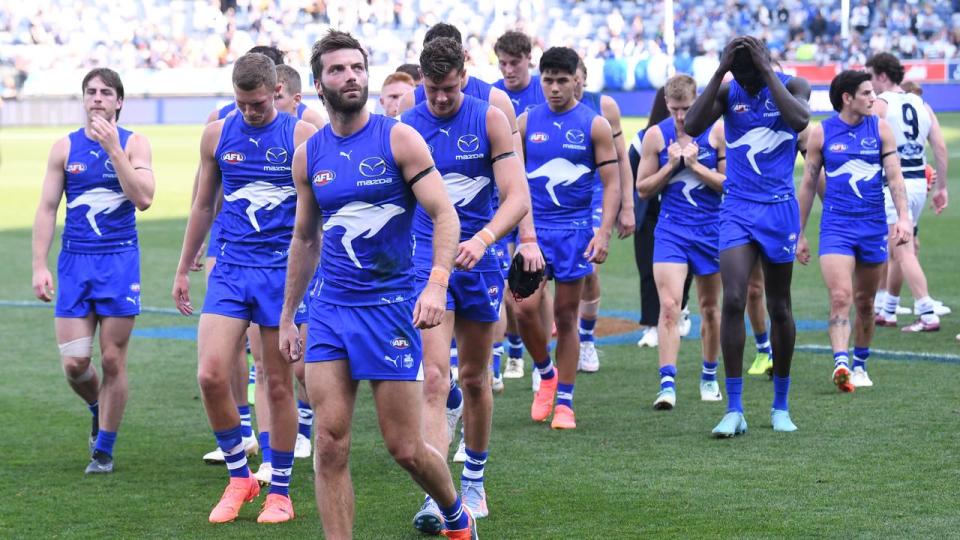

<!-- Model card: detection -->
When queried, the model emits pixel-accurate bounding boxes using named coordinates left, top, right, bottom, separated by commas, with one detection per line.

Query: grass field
left=1, top=115, right=960, bottom=538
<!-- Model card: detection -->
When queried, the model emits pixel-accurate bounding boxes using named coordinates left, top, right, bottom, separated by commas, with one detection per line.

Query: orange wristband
left=474, top=227, right=496, bottom=248
left=428, top=266, right=450, bottom=288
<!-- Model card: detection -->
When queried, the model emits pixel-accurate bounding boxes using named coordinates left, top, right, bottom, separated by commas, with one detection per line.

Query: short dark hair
left=233, top=53, right=277, bottom=92
left=494, top=31, right=532, bottom=58
left=865, top=52, right=905, bottom=85
left=539, top=47, right=579, bottom=76
left=420, top=37, right=465, bottom=82
left=424, top=23, right=462, bottom=45
left=396, top=63, right=422, bottom=83
left=248, top=45, right=285, bottom=65
left=829, top=70, right=872, bottom=112
left=82, top=68, right=125, bottom=120
left=310, top=29, right=368, bottom=80
left=276, top=64, right=302, bottom=95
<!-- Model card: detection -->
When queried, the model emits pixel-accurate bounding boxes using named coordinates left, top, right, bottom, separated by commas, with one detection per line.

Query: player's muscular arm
left=31, top=137, right=69, bottom=302
left=880, top=119, right=912, bottom=245
left=281, top=143, right=321, bottom=326
left=89, top=117, right=155, bottom=210
left=686, top=38, right=741, bottom=136
left=302, top=108, right=328, bottom=130
left=795, top=124, right=823, bottom=265
left=512, top=112, right=544, bottom=271
left=771, top=76, right=811, bottom=132
left=489, top=87, right=522, bottom=153
left=589, top=115, right=619, bottom=263
left=397, top=86, right=416, bottom=116
left=925, top=104, right=949, bottom=213
left=601, top=95, right=635, bottom=237
left=635, top=126, right=673, bottom=198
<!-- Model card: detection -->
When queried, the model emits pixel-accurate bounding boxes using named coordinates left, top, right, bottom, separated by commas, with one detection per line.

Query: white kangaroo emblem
left=727, top=127, right=794, bottom=175
left=443, top=173, right=490, bottom=207
left=323, top=201, right=406, bottom=268
left=528, top=158, right=591, bottom=206
left=66, top=187, right=128, bottom=236
left=668, top=169, right=705, bottom=207
left=223, top=181, right=297, bottom=232
left=827, top=159, right=880, bottom=199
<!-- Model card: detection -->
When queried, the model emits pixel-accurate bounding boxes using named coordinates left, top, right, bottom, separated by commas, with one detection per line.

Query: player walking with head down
left=32, top=67, right=155, bottom=474
left=685, top=36, right=810, bottom=437
left=279, top=30, right=479, bottom=539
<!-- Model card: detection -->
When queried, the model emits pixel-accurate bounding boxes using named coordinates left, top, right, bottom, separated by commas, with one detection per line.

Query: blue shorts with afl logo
left=719, top=197, right=800, bottom=264
left=56, top=249, right=141, bottom=318
left=537, top=227, right=594, bottom=282
left=305, top=298, right=424, bottom=381
left=819, top=213, right=888, bottom=264
left=203, top=261, right=307, bottom=327
left=416, top=269, right=504, bottom=323
left=654, top=221, right=721, bottom=276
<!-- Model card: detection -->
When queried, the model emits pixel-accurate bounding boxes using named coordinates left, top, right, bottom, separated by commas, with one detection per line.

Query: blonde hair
left=383, top=71, right=416, bottom=88
left=663, top=74, right=696, bottom=102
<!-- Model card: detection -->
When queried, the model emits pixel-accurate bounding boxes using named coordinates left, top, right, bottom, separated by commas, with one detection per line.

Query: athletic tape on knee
left=64, top=363, right=96, bottom=383
left=59, top=336, right=94, bottom=359
left=579, top=298, right=601, bottom=318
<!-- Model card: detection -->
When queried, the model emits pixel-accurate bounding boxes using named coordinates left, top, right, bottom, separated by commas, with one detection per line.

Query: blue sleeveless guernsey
left=402, top=95, right=499, bottom=273
left=724, top=72, right=798, bottom=203
left=581, top=91, right=605, bottom=217
left=415, top=76, right=492, bottom=105
left=63, top=127, right=136, bottom=252
left=525, top=102, right=598, bottom=229
left=821, top=114, right=883, bottom=216
left=214, top=111, right=298, bottom=268
left=656, top=117, right=721, bottom=227
left=219, top=101, right=308, bottom=120
left=494, top=75, right=545, bottom=116
left=306, top=114, right=417, bottom=306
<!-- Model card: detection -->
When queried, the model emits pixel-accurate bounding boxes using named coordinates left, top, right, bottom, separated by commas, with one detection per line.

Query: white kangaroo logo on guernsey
left=66, top=187, right=128, bottom=236
left=827, top=159, right=880, bottom=199
left=726, top=127, right=793, bottom=175
left=668, top=168, right=705, bottom=207
left=323, top=201, right=405, bottom=268
left=443, top=173, right=490, bottom=207
left=528, top=158, right=591, bottom=206
left=223, top=181, right=297, bottom=232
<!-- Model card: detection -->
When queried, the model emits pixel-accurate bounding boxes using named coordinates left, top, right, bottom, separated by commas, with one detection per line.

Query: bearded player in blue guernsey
left=517, top=47, right=620, bottom=430
left=32, top=68, right=155, bottom=475
left=796, top=70, right=912, bottom=392
left=402, top=37, right=531, bottom=532
left=172, top=52, right=318, bottom=524
left=278, top=30, right=478, bottom=540
left=684, top=36, right=810, bottom=437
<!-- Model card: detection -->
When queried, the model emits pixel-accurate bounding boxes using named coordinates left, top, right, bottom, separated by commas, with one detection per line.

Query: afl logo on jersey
left=359, top=157, right=387, bottom=177
left=457, top=134, right=480, bottom=153
left=733, top=103, right=750, bottom=113
left=530, top=132, right=549, bottom=143
left=66, top=162, right=87, bottom=174
left=221, top=151, right=245, bottom=164
left=565, top=129, right=586, bottom=144
left=488, top=285, right=500, bottom=297
left=265, top=147, right=288, bottom=164
left=860, top=137, right=878, bottom=150
left=391, top=337, right=410, bottom=350
left=829, top=143, right=848, bottom=153
left=313, top=170, right=335, bottom=186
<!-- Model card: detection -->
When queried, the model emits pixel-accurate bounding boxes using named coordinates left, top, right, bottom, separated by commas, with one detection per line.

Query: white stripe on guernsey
left=557, top=391, right=573, bottom=400
left=660, top=376, right=675, bottom=384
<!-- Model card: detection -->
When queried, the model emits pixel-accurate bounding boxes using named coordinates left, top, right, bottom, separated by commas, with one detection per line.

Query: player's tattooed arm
left=796, top=124, right=824, bottom=265
left=32, top=136, right=69, bottom=302
left=879, top=119, right=912, bottom=246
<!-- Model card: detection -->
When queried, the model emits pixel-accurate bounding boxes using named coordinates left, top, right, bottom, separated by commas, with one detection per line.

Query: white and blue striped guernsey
left=724, top=72, right=799, bottom=203
left=878, top=90, right=931, bottom=182
left=62, top=127, right=137, bottom=253
left=402, top=95, right=500, bottom=273
left=821, top=114, right=884, bottom=216
left=656, top=117, right=722, bottom=227
left=214, top=111, right=298, bottom=268
left=306, top=114, right=418, bottom=306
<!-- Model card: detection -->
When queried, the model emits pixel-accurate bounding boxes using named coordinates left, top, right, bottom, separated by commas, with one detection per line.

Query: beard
left=320, top=81, right=368, bottom=115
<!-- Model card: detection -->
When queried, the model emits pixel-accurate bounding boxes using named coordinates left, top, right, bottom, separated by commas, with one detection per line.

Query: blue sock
left=88, top=400, right=99, bottom=417
left=853, top=347, right=870, bottom=370
left=556, top=383, right=574, bottom=409
left=726, top=377, right=743, bottom=413
left=506, top=333, right=523, bottom=359
left=439, top=497, right=470, bottom=531
left=755, top=332, right=771, bottom=354
left=297, top=400, right=313, bottom=440
left=579, top=317, right=597, bottom=343
left=491, top=342, right=503, bottom=376
left=446, top=371, right=463, bottom=409
left=834, top=351, right=850, bottom=368
left=701, top=360, right=718, bottom=382
left=94, top=430, right=117, bottom=458
left=772, top=375, right=790, bottom=411
left=248, top=363, right=256, bottom=385
left=238, top=405, right=253, bottom=438
left=269, top=449, right=294, bottom=496
left=450, top=338, right=458, bottom=368
left=259, top=431, right=271, bottom=465
left=461, top=447, right=488, bottom=487
left=533, top=356, right=555, bottom=380
left=659, top=365, right=677, bottom=391
left=214, top=425, right=249, bottom=478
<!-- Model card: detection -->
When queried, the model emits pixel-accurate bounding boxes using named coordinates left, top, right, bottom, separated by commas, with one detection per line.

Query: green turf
left=1, top=115, right=960, bottom=538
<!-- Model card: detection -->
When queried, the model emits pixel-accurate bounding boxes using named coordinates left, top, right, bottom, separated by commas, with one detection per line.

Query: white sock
left=883, top=295, right=900, bottom=316
left=874, top=290, right=886, bottom=312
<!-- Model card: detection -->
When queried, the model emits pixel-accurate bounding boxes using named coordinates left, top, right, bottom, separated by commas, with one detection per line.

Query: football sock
left=461, top=447, right=488, bottom=487
left=726, top=377, right=743, bottom=413
left=701, top=360, right=718, bottom=382
left=297, top=400, right=313, bottom=440
left=556, top=383, right=574, bottom=409
left=214, top=425, right=249, bottom=478
left=533, top=356, right=555, bottom=380
left=269, top=449, right=294, bottom=496
left=238, top=405, right=253, bottom=439
left=772, top=376, right=790, bottom=411
left=659, top=364, right=677, bottom=391
left=852, top=347, right=870, bottom=370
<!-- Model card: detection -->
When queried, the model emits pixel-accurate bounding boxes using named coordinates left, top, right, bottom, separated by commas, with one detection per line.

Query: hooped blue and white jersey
left=821, top=114, right=883, bottom=216
left=724, top=72, right=799, bottom=203
left=494, top=75, right=545, bottom=116
left=403, top=96, right=499, bottom=273
left=525, top=102, right=598, bottom=229
left=306, top=114, right=418, bottom=306
left=415, top=76, right=492, bottom=105
left=656, top=117, right=721, bottom=227
left=62, top=127, right=137, bottom=253
left=219, top=101, right=308, bottom=120
left=214, top=111, right=298, bottom=268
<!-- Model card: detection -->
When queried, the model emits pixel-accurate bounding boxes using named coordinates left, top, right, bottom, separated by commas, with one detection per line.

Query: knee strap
left=59, top=336, right=94, bottom=359
left=64, top=363, right=96, bottom=384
